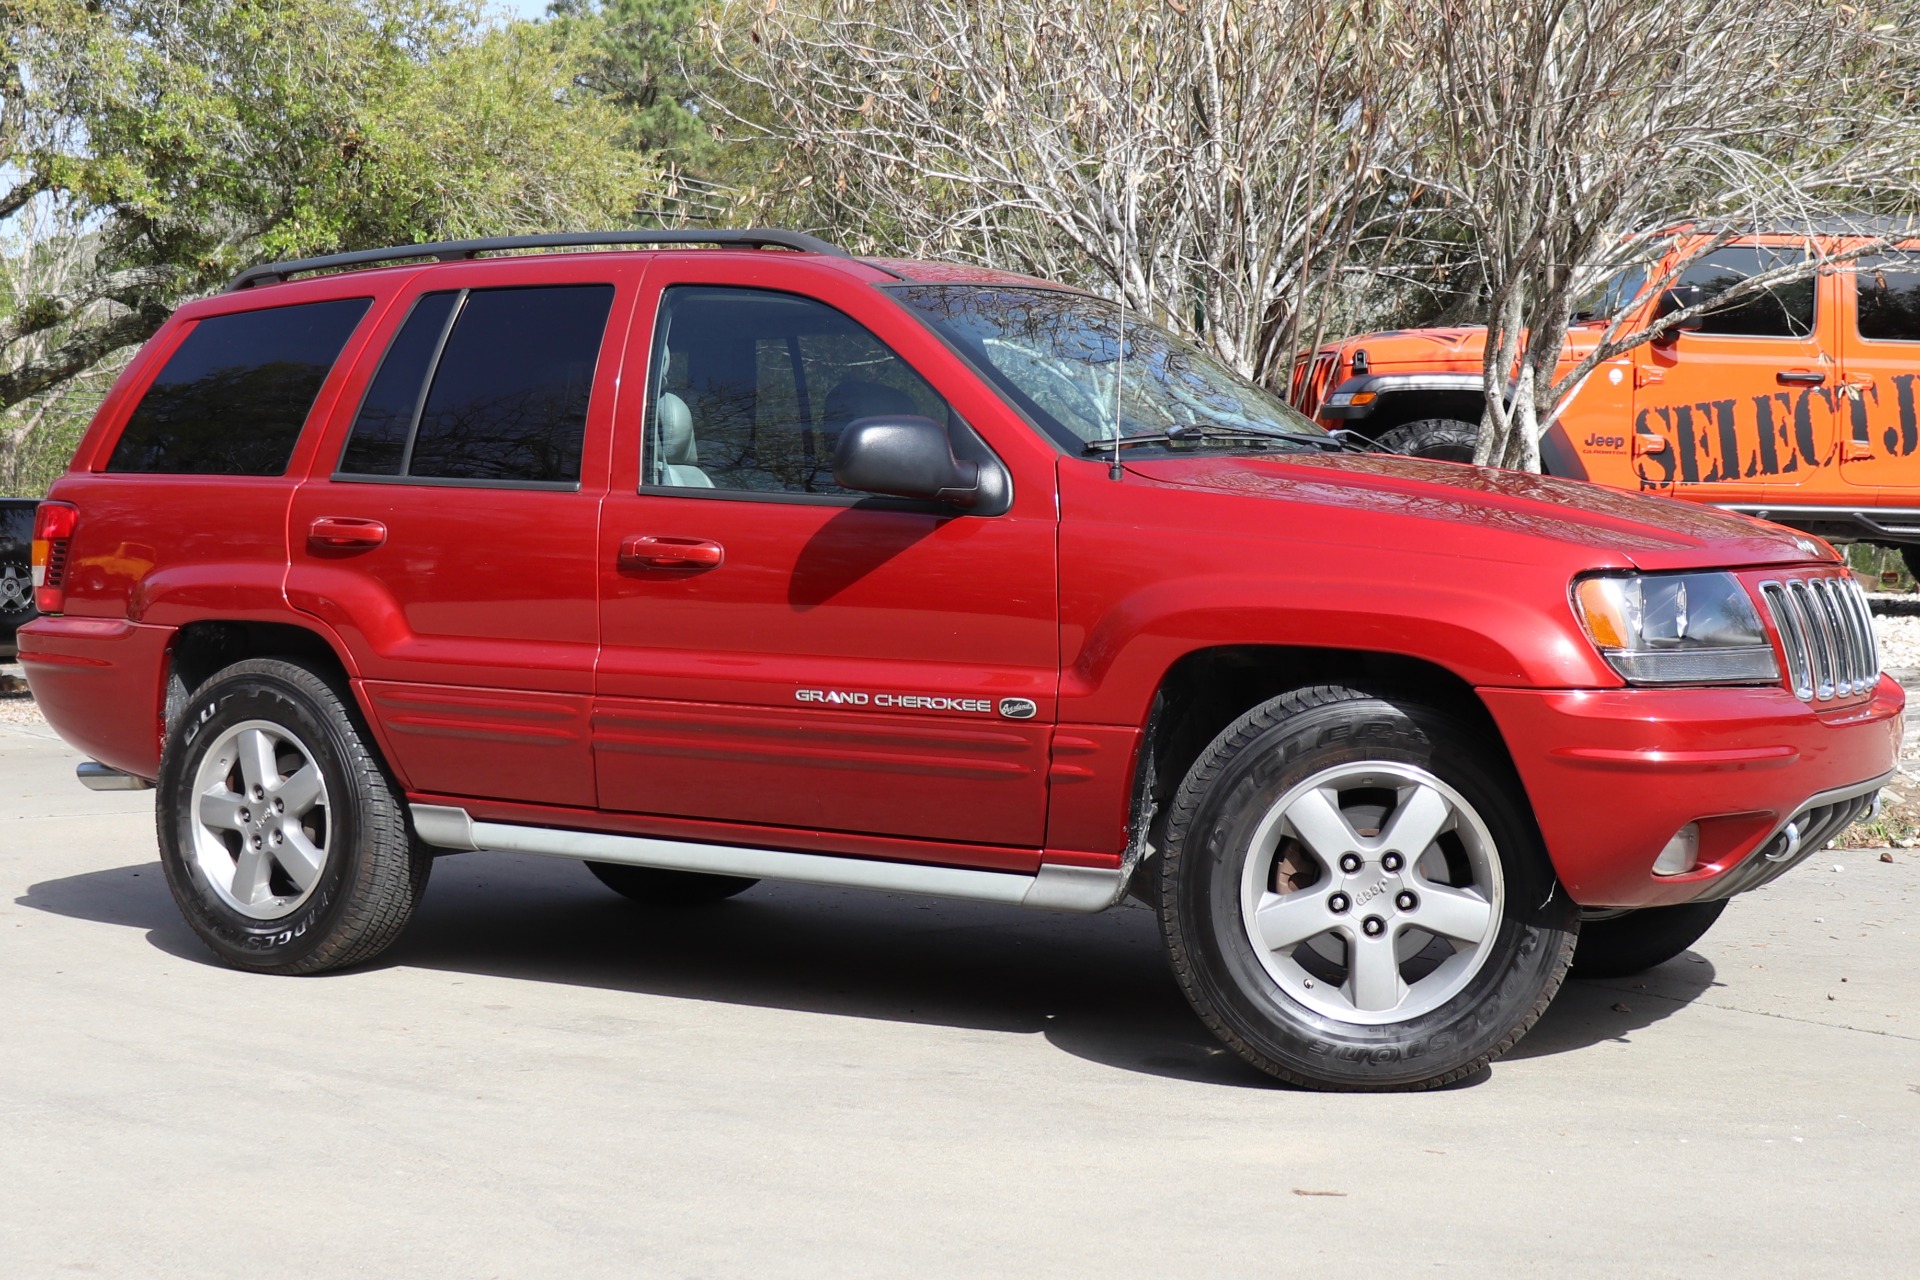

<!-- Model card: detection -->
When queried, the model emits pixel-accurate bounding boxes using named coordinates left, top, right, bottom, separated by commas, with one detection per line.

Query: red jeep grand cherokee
left=19, top=231, right=1902, bottom=1090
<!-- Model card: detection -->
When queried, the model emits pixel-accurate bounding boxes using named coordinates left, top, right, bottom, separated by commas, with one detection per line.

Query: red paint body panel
left=1484, top=676, right=1903, bottom=907
left=18, top=616, right=174, bottom=778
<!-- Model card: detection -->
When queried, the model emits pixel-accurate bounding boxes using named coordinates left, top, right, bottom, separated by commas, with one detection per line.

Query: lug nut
left=1362, top=915, right=1387, bottom=937
left=1395, top=890, right=1419, bottom=911
left=238, top=807, right=251, bottom=824
left=251, top=785, right=265, bottom=801
left=273, top=799, right=284, bottom=814
left=1339, top=853, right=1363, bottom=874
left=270, top=830, right=284, bottom=846
left=1382, top=851, right=1405, bottom=873
left=250, top=835, right=263, bottom=850
left=1328, top=892, right=1351, bottom=914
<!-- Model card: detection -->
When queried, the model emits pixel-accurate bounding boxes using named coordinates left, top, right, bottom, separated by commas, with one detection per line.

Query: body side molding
left=409, top=804, right=1125, bottom=912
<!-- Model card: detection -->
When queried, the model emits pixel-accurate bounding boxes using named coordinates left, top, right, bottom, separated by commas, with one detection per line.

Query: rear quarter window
left=106, top=297, right=371, bottom=475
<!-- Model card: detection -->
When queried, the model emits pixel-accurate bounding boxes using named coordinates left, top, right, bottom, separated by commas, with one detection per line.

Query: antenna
left=1111, top=274, right=1126, bottom=481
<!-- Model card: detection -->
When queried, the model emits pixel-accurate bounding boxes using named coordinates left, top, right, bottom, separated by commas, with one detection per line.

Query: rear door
left=287, top=257, right=635, bottom=809
left=592, top=258, right=1059, bottom=858
left=1836, top=250, right=1920, bottom=498
left=1632, top=243, right=1842, bottom=505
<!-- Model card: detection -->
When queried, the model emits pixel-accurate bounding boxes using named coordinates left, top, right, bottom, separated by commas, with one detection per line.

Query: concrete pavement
left=2, top=712, right=1916, bottom=1278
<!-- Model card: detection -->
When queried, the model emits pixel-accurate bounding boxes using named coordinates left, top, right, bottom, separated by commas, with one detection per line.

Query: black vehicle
left=0, top=498, right=38, bottom=661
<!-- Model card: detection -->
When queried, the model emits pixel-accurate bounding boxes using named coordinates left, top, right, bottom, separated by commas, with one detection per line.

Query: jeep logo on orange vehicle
left=1633, top=374, right=1920, bottom=487
left=1583, top=433, right=1627, bottom=453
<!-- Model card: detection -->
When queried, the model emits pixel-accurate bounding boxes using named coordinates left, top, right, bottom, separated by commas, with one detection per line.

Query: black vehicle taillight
left=32, top=501, right=77, bottom=614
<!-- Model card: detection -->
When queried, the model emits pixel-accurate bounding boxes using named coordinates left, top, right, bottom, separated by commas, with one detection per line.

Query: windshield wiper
left=1080, top=422, right=1309, bottom=455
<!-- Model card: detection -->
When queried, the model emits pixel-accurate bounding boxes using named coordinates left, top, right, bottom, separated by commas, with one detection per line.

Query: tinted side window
left=647, top=286, right=949, bottom=495
left=409, top=286, right=613, bottom=484
left=1856, top=255, right=1920, bottom=342
left=1678, top=246, right=1816, bottom=339
left=107, top=298, right=370, bottom=475
left=338, top=284, right=613, bottom=485
left=339, top=291, right=459, bottom=476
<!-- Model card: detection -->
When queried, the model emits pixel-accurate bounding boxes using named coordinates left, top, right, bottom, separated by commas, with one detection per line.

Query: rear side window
left=1856, top=255, right=1920, bottom=342
left=1677, top=246, right=1817, bottom=339
left=107, top=298, right=370, bottom=475
left=339, top=285, right=614, bottom=486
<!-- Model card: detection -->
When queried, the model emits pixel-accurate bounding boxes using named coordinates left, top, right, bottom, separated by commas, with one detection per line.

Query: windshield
left=890, top=285, right=1327, bottom=454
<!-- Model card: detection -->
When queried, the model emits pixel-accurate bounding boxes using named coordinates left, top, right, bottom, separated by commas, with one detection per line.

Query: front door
left=288, top=259, right=634, bottom=808
left=593, top=262, right=1058, bottom=857
left=1633, top=244, right=1842, bottom=506
left=1836, top=251, right=1920, bottom=494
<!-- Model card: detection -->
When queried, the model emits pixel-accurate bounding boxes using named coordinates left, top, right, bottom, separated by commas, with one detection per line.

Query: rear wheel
left=586, top=861, right=758, bottom=906
left=157, top=658, right=429, bottom=973
left=1571, top=900, right=1728, bottom=978
left=1376, top=417, right=1478, bottom=462
left=1158, top=686, right=1577, bottom=1091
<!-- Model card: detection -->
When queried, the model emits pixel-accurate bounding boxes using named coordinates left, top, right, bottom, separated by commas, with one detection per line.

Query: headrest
left=823, top=380, right=917, bottom=426
left=657, top=392, right=696, bottom=465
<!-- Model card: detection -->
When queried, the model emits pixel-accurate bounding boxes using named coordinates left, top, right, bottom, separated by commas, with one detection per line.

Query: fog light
left=1652, top=823, right=1700, bottom=876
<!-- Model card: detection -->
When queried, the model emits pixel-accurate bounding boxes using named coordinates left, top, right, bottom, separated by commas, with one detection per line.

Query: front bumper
left=1481, top=676, right=1904, bottom=908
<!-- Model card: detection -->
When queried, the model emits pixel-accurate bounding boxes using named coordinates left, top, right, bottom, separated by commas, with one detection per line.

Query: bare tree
left=1409, top=0, right=1920, bottom=470
left=709, top=0, right=1438, bottom=387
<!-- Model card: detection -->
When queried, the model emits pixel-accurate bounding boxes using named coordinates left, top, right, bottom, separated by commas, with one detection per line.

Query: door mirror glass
left=833, top=416, right=982, bottom=508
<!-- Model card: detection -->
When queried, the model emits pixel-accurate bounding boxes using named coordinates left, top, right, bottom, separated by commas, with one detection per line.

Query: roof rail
left=226, top=228, right=850, bottom=291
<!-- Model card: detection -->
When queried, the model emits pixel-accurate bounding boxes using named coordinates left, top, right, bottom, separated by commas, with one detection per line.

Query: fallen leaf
left=1828, top=994, right=1837, bottom=1001
left=1292, top=1189, right=1347, bottom=1197
left=1612, top=1002, right=1632, bottom=1013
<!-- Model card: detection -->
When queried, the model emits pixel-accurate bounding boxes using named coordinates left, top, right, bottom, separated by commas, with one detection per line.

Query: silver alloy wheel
left=1238, top=761, right=1504, bottom=1026
left=188, top=719, right=332, bottom=920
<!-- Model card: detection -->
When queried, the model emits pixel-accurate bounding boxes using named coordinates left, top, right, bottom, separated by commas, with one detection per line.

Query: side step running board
left=410, top=805, right=1127, bottom=913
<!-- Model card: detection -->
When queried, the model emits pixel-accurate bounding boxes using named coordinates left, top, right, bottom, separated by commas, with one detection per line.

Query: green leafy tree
left=2, top=0, right=662, bottom=487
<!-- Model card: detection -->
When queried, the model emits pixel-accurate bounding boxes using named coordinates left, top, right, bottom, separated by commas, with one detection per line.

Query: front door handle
left=619, top=534, right=724, bottom=571
left=308, top=516, right=387, bottom=550
left=1776, top=369, right=1827, bottom=386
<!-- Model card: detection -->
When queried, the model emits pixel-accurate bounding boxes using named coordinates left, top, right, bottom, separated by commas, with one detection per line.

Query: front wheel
left=1158, top=686, right=1577, bottom=1090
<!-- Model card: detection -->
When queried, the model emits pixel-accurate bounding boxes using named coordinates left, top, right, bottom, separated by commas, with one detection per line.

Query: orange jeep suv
left=1298, top=232, right=1920, bottom=568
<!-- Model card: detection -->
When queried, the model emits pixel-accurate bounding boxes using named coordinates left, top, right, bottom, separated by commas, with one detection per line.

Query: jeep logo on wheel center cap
left=998, top=698, right=1037, bottom=720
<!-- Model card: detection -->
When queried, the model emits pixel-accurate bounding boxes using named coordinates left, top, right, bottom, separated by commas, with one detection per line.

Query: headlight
left=1574, top=572, right=1780, bottom=685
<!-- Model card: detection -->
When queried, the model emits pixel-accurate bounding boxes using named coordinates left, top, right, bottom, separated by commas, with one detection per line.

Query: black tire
left=1375, top=417, right=1478, bottom=463
left=1158, top=685, right=1578, bottom=1091
left=586, top=861, right=758, bottom=906
left=156, top=657, right=430, bottom=974
left=1899, top=544, right=1920, bottom=585
left=1571, top=900, right=1728, bottom=979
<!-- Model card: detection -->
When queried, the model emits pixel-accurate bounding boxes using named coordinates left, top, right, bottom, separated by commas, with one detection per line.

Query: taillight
left=31, top=501, right=77, bottom=615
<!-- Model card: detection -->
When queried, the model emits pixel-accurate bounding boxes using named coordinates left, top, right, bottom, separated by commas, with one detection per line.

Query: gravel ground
left=1878, top=614, right=1920, bottom=669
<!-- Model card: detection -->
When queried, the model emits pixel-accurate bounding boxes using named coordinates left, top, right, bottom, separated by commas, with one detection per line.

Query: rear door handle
left=1776, top=370, right=1827, bottom=386
left=619, top=535, right=724, bottom=570
left=308, top=516, right=387, bottom=550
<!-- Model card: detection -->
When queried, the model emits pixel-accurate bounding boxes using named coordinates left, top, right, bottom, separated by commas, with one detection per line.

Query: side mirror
left=833, top=416, right=982, bottom=508
left=1652, top=286, right=1703, bottom=344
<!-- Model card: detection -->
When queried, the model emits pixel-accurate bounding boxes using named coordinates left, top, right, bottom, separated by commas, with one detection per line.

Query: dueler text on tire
left=1158, top=685, right=1578, bottom=1091
left=156, top=657, right=430, bottom=974
left=585, top=861, right=758, bottom=906
left=1571, top=900, right=1728, bottom=979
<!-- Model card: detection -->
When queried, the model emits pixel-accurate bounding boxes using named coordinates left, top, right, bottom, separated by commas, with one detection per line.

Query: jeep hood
left=1125, top=452, right=1835, bottom=572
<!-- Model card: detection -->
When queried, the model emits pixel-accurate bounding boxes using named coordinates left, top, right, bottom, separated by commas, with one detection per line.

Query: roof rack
left=226, top=229, right=850, bottom=291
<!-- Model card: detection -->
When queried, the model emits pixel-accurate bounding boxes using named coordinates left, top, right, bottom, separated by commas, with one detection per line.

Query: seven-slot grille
left=1759, top=576, right=1879, bottom=702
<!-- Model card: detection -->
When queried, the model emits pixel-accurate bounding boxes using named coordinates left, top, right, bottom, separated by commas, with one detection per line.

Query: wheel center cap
left=1347, top=866, right=1397, bottom=911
